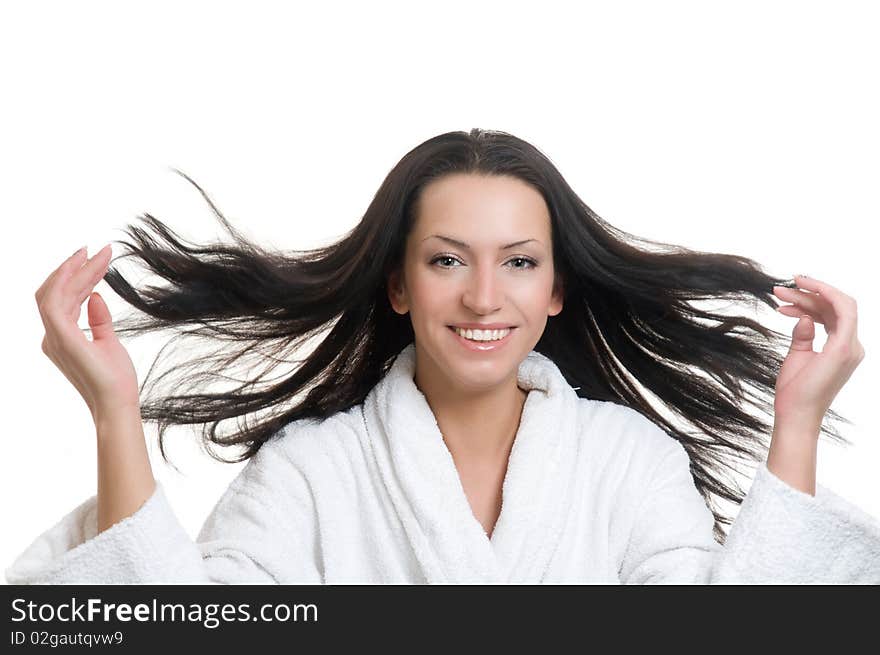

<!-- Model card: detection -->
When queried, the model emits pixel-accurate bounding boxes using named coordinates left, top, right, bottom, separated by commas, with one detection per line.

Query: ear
left=387, top=268, right=409, bottom=315
left=548, top=273, right=564, bottom=317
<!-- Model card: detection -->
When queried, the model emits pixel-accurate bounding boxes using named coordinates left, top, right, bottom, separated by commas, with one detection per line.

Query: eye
left=507, top=257, right=537, bottom=270
left=429, top=255, right=538, bottom=270
left=430, top=255, right=462, bottom=268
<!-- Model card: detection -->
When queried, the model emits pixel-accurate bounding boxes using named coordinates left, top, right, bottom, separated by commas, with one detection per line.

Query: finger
left=789, top=315, right=816, bottom=352
left=35, top=246, right=88, bottom=302
left=775, top=305, right=825, bottom=338
left=791, top=274, right=857, bottom=351
left=61, top=244, right=113, bottom=315
left=776, top=304, right=809, bottom=317
left=87, top=292, right=116, bottom=341
left=38, top=245, right=114, bottom=352
left=773, top=286, right=835, bottom=329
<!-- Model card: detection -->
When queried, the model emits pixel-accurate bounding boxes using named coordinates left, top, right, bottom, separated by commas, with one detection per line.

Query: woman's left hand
left=771, top=274, right=865, bottom=429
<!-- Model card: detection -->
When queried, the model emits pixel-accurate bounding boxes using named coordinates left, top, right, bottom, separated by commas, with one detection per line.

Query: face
left=387, top=173, right=564, bottom=395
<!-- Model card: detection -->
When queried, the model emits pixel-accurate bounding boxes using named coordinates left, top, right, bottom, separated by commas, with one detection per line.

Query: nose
left=461, top=263, right=504, bottom=315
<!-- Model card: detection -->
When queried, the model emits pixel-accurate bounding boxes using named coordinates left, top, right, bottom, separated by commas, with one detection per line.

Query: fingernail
left=72, top=246, right=86, bottom=257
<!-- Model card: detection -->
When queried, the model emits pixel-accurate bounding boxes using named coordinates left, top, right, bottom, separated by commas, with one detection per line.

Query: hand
left=35, top=244, right=141, bottom=420
left=772, top=274, right=865, bottom=429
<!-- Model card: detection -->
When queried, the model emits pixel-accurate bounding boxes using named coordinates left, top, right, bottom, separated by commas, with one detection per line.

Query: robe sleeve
left=618, top=439, right=880, bottom=584
left=4, top=437, right=323, bottom=585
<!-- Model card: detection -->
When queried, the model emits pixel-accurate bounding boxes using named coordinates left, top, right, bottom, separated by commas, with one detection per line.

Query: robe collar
left=361, top=342, right=582, bottom=583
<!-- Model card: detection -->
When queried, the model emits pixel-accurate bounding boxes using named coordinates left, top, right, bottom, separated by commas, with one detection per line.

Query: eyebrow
left=421, top=234, right=541, bottom=251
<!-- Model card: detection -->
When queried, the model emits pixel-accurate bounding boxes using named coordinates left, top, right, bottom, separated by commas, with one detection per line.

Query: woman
left=8, top=128, right=879, bottom=584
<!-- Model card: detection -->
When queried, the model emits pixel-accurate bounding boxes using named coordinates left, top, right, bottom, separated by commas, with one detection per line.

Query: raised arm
left=17, top=244, right=321, bottom=584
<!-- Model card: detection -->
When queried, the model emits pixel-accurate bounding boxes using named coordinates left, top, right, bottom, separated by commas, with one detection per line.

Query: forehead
left=413, top=174, right=551, bottom=235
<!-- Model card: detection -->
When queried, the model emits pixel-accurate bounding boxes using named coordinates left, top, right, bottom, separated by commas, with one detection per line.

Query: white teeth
left=453, top=327, right=511, bottom=341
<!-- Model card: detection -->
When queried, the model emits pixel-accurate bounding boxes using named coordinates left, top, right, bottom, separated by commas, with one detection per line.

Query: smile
left=447, top=326, right=515, bottom=351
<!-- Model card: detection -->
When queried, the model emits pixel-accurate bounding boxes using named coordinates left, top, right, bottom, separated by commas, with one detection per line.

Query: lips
left=447, top=325, right=515, bottom=351
left=447, top=326, right=513, bottom=335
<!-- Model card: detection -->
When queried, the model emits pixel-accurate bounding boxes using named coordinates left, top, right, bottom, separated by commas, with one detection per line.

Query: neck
left=413, top=352, right=529, bottom=464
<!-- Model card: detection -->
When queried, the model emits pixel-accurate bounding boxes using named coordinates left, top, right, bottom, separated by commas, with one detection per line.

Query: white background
left=1, top=0, right=877, bottom=580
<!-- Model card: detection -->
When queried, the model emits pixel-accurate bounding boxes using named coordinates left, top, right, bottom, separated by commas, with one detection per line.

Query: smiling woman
left=385, top=173, right=564, bottom=501
left=10, top=128, right=880, bottom=585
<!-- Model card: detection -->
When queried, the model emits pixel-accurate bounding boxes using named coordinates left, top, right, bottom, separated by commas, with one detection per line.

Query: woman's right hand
left=35, top=244, right=141, bottom=420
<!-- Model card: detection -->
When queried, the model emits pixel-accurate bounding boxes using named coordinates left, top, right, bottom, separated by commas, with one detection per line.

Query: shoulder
left=220, top=405, right=366, bottom=507
left=573, top=397, right=685, bottom=485
left=246, top=405, right=366, bottom=475
left=575, top=397, right=677, bottom=453
left=572, top=398, right=696, bottom=538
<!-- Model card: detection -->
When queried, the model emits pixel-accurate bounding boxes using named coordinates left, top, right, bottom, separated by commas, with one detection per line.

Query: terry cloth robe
left=7, top=343, right=880, bottom=584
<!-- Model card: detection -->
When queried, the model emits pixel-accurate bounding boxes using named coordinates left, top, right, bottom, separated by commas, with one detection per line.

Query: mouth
left=446, top=325, right=516, bottom=351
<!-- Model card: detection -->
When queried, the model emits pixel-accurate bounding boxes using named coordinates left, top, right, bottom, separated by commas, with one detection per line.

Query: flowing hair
left=97, top=128, right=852, bottom=543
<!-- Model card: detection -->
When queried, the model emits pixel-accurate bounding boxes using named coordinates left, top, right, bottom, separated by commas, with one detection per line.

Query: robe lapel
left=488, top=349, right=582, bottom=582
left=362, top=343, right=581, bottom=583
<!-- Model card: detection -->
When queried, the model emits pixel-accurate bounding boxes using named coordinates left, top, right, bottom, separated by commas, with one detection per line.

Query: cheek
left=406, top=274, right=454, bottom=314
left=517, top=284, right=559, bottom=318
left=513, top=275, right=554, bottom=301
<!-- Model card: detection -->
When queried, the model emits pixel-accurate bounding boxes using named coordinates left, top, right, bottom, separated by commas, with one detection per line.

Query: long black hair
left=98, top=128, right=852, bottom=543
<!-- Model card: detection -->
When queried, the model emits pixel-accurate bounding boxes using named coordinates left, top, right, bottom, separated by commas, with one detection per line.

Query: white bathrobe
left=7, top=343, right=880, bottom=584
